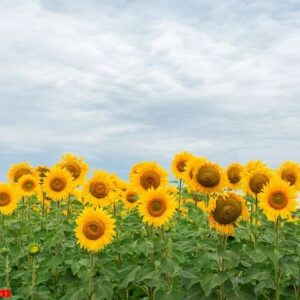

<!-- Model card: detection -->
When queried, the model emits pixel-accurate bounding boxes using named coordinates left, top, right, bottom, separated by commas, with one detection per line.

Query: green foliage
left=0, top=196, right=299, bottom=300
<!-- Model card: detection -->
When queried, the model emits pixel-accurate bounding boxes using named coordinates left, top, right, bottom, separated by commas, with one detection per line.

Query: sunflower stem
left=5, top=254, right=10, bottom=289
left=27, top=197, right=32, bottom=236
left=219, top=235, right=227, bottom=300
left=88, top=252, right=94, bottom=300
left=250, top=198, right=254, bottom=225
left=66, top=196, right=70, bottom=222
left=31, top=255, right=37, bottom=300
left=275, top=217, right=281, bottom=300
left=0, top=214, right=4, bottom=246
left=160, top=226, right=173, bottom=293
left=253, top=194, right=258, bottom=245
left=41, top=191, right=45, bottom=230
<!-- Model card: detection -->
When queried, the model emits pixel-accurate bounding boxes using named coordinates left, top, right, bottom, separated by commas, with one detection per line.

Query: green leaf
left=248, top=249, right=267, bottom=263
left=119, top=266, right=141, bottom=288
left=200, top=271, right=227, bottom=296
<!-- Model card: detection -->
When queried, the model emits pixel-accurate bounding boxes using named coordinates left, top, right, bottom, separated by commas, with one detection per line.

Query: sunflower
left=122, top=186, right=139, bottom=210
left=139, top=187, right=176, bottom=227
left=190, top=161, right=227, bottom=194
left=131, top=162, right=168, bottom=193
left=226, top=163, right=244, bottom=190
left=183, top=156, right=207, bottom=192
left=57, top=153, right=89, bottom=186
left=0, top=183, right=19, bottom=215
left=242, top=166, right=273, bottom=197
left=277, top=161, right=300, bottom=191
left=244, top=160, right=267, bottom=173
left=258, top=176, right=297, bottom=221
left=110, top=174, right=128, bottom=198
left=171, top=152, right=194, bottom=180
left=43, top=167, right=74, bottom=201
left=167, top=185, right=178, bottom=196
left=207, top=192, right=249, bottom=235
left=8, top=162, right=36, bottom=183
left=83, top=170, right=115, bottom=207
left=18, top=174, right=40, bottom=197
left=129, top=162, right=145, bottom=178
left=75, top=207, right=116, bottom=252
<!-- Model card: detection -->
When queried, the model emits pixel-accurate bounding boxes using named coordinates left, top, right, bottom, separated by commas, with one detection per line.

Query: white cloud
left=0, top=0, right=299, bottom=180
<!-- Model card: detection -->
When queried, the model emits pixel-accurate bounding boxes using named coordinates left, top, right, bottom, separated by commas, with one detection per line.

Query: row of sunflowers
left=0, top=153, right=299, bottom=299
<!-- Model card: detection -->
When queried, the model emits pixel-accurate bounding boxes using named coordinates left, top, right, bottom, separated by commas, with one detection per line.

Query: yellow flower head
left=57, top=153, right=89, bottom=186
left=258, top=176, right=297, bottom=221
left=8, top=162, right=37, bottom=183
left=226, top=163, right=244, bottom=190
left=0, top=183, right=19, bottom=215
left=110, top=174, right=128, bottom=199
left=139, top=187, right=176, bottom=227
left=244, top=160, right=267, bottom=173
left=43, top=167, right=74, bottom=201
left=129, top=162, right=145, bottom=178
left=122, top=186, right=139, bottom=210
left=28, top=243, right=41, bottom=256
left=83, top=170, right=115, bottom=207
left=131, top=162, right=168, bottom=193
left=207, top=192, right=249, bottom=235
left=171, top=152, right=194, bottom=180
left=18, top=174, right=40, bottom=197
left=75, top=207, right=116, bottom=252
left=277, top=161, right=300, bottom=191
left=242, top=166, right=273, bottom=197
left=190, top=161, right=227, bottom=194
left=183, top=156, right=207, bottom=192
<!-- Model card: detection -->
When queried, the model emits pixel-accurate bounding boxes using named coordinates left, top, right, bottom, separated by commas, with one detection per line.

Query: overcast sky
left=0, top=0, right=300, bottom=181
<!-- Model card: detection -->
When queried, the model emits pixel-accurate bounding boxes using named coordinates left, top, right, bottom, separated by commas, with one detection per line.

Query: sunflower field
left=0, top=153, right=299, bottom=300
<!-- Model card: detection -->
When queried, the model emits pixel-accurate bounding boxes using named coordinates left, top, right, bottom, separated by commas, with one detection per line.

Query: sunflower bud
left=0, top=247, right=9, bottom=256
left=28, top=243, right=41, bottom=256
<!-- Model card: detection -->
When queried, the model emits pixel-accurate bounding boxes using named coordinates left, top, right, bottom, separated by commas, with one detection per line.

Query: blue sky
left=0, top=0, right=300, bottom=181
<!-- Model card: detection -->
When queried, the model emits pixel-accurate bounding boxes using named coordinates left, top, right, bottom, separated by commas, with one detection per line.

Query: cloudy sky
left=0, top=0, right=300, bottom=181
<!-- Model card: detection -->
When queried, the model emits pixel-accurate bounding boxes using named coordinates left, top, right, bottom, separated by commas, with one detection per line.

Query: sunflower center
left=176, top=160, right=186, bottom=172
left=50, top=177, right=66, bottom=192
left=227, top=167, right=241, bottom=184
left=268, top=192, right=288, bottom=209
left=126, top=193, right=138, bottom=203
left=148, top=198, right=167, bottom=217
left=83, top=220, right=105, bottom=240
left=14, top=168, right=31, bottom=182
left=213, top=195, right=242, bottom=225
left=281, top=168, right=297, bottom=185
left=23, top=180, right=35, bottom=192
left=249, top=173, right=269, bottom=194
left=140, top=171, right=160, bottom=190
left=89, top=182, right=108, bottom=199
left=0, top=193, right=11, bottom=206
left=196, top=166, right=220, bottom=187
left=64, top=163, right=81, bottom=179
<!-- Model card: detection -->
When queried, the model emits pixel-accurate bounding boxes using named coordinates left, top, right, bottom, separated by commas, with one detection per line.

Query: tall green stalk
left=5, top=253, right=10, bottom=288
left=0, top=214, right=4, bottom=246
left=253, top=194, right=259, bottom=245
left=275, top=217, right=281, bottom=300
left=219, top=235, right=227, bottom=300
left=88, top=252, right=94, bottom=300
left=31, top=255, right=37, bottom=300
